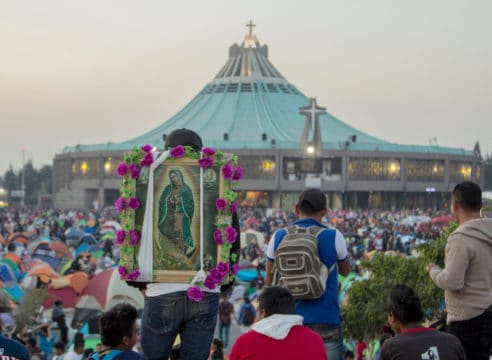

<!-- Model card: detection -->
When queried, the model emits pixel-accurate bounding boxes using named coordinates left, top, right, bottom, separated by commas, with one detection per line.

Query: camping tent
left=71, top=268, right=144, bottom=328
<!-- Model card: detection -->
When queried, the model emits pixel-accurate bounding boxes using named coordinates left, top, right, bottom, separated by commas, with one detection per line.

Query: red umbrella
left=50, top=241, right=73, bottom=259
left=430, top=215, right=454, bottom=224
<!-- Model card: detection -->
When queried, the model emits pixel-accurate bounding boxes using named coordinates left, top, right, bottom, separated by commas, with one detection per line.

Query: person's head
left=26, top=337, right=37, bottom=352
left=257, top=286, right=296, bottom=320
left=344, top=350, right=355, bottom=360
left=7, top=243, right=16, bottom=252
left=99, top=303, right=138, bottom=350
left=74, top=341, right=85, bottom=355
left=243, top=296, right=251, bottom=304
left=210, top=338, right=224, bottom=359
left=386, top=284, right=424, bottom=333
left=165, top=128, right=203, bottom=152
left=54, top=300, right=63, bottom=307
left=53, top=342, right=65, bottom=356
left=451, top=181, right=482, bottom=219
left=295, top=189, right=327, bottom=220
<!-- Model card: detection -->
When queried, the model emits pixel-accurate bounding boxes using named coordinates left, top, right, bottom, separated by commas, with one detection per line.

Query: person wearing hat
left=265, top=188, right=350, bottom=360
left=140, top=129, right=241, bottom=360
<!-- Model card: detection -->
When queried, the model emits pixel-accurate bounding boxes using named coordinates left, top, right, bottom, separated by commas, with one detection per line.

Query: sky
left=1, top=0, right=491, bottom=175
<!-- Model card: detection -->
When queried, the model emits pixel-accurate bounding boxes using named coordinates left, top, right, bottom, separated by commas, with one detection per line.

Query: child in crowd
left=208, top=338, right=227, bottom=360
left=52, top=342, right=66, bottom=360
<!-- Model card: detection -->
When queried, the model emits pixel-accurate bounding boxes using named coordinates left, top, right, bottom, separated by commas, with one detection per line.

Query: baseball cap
left=297, top=188, right=327, bottom=214
left=165, top=128, right=203, bottom=151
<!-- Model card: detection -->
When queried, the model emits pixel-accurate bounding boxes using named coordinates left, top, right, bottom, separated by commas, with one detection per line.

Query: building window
left=72, top=158, right=99, bottom=179
left=103, top=157, right=120, bottom=178
left=450, top=161, right=472, bottom=182
left=349, top=158, right=401, bottom=181
left=407, top=159, right=444, bottom=182
left=239, top=156, right=276, bottom=179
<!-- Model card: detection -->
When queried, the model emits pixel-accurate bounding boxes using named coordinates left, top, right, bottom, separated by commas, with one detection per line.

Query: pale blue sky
left=1, top=0, right=491, bottom=174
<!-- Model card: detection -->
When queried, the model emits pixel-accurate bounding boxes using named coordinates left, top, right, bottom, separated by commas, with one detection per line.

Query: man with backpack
left=265, top=188, right=350, bottom=360
left=237, top=296, right=256, bottom=333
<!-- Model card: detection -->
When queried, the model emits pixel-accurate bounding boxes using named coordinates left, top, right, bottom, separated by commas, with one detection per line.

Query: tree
left=38, top=165, right=53, bottom=194
left=484, top=153, right=492, bottom=190
left=2, top=166, right=18, bottom=194
left=342, top=222, right=459, bottom=342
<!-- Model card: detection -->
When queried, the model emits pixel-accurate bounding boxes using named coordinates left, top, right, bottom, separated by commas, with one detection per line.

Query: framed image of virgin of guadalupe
left=132, top=157, right=224, bottom=283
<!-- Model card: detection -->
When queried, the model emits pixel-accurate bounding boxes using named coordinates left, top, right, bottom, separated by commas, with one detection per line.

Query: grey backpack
left=273, top=226, right=336, bottom=300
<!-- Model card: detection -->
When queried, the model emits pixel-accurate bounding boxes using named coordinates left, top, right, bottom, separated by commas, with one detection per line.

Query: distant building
left=53, top=23, right=482, bottom=210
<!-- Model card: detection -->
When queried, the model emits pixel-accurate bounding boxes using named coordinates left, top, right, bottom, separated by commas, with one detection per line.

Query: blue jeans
left=141, top=291, right=219, bottom=360
left=218, top=322, right=231, bottom=348
left=306, top=323, right=343, bottom=360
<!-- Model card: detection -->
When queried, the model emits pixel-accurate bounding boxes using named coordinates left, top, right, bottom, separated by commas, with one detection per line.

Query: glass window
left=72, top=158, right=99, bottom=179
left=349, top=158, right=401, bottom=181
left=450, top=161, right=472, bottom=182
left=407, top=159, right=445, bottom=182
left=239, top=156, right=276, bottom=179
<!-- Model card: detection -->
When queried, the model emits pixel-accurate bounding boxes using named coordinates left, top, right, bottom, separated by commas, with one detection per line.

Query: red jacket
left=229, top=325, right=326, bottom=360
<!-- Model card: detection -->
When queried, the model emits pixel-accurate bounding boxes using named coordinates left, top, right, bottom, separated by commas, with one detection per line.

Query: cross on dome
left=299, top=98, right=326, bottom=135
left=246, top=20, right=256, bottom=36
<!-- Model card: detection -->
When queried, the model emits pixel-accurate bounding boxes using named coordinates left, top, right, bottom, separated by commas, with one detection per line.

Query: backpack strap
left=90, top=350, right=123, bottom=360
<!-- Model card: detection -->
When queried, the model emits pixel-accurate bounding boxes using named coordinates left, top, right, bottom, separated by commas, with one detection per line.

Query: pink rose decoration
left=170, top=145, right=185, bottom=158
left=118, top=265, right=127, bottom=278
left=215, top=198, right=228, bottom=212
left=222, top=163, right=234, bottom=180
left=127, top=268, right=141, bottom=281
left=128, top=197, right=140, bottom=210
left=198, top=157, right=214, bottom=168
left=116, top=163, right=129, bottom=177
left=141, top=144, right=153, bottom=153
left=204, top=276, right=216, bottom=290
left=202, top=147, right=216, bottom=156
left=225, top=226, right=237, bottom=243
left=213, top=229, right=224, bottom=245
left=114, top=197, right=127, bottom=213
left=187, top=286, right=205, bottom=302
left=216, top=262, right=229, bottom=276
left=232, top=263, right=240, bottom=275
left=115, top=230, right=126, bottom=245
left=129, top=164, right=140, bottom=179
left=209, top=268, right=223, bottom=283
left=140, top=152, right=154, bottom=167
left=233, top=166, right=243, bottom=181
left=230, top=202, right=238, bottom=213
left=129, top=229, right=140, bottom=246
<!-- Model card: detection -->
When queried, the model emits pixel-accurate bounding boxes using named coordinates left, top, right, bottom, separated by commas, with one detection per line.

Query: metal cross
left=246, top=20, right=256, bottom=36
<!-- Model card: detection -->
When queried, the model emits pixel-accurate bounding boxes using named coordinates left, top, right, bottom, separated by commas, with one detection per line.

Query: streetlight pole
left=21, top=148, right=25, bottom=207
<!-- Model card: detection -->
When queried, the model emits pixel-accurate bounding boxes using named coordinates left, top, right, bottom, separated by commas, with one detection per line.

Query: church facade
left=53, top=24, right=482, bottom=210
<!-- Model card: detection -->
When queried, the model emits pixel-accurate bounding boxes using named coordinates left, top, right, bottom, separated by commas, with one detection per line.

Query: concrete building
left=53, top=24, right=482, bottom=210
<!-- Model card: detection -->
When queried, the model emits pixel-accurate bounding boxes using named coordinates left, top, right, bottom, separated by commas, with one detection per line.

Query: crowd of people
left=0, top=127, right=489, bottom=360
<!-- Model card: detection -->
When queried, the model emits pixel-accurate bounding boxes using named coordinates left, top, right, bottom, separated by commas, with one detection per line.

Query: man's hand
left=426, top=262, right=438, bottom=273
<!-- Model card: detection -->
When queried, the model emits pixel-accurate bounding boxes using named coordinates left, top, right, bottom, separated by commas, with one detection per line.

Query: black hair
left=164, top=128, right=203, bottom=151
left=453, top=181, right=482, bottom=212
left=7, top=243, right=16, bottom=252
left=387, top=284, right=424, bottom=324
left=243, top=296, right=251, bottom=304
left=54, top=342, right=65, bottom=351
left=210, top=338, right=224, bottom=359
left=27, top=337, right=37, bottom=348
left=257, top=286, right=296, bottom=317
left=54, top=300, right=63, bottom=306
left=99, top=303, right=138, bottom=347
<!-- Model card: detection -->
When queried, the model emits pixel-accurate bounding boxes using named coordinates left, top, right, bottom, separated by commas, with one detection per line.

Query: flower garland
left=115, top=144, right=242, bottom=301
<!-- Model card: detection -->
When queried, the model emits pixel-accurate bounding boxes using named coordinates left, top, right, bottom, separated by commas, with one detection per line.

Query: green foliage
left=14, top=288, right=48, bottom=331
left=343, top=223, right=459, bottom=341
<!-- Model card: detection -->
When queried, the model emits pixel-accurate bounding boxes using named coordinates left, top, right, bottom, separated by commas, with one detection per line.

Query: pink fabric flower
left=116, top=163, right=129, bottom=177
left=114, top=197, right=127, bottom=213
left=230, top=202, right=238, bottom=213
left=216, top=262, right=229, bottom=276
left=222, top=163, right=234, bottom=180
left=118, top=265, right=127, bottom=278
left=187, top=286, right=204, bottom=302
left=140, top=152, right=154, bottom=167
left=170, top=145, right=185, bottom=158
left=129, top=229, right=140, bottom=246
left=127, top=268, right=141, bottom=281
left=129, top=164, right=140, bottom=179
left=128, top=197, right=140, bottom=210
left=233, top=166, right=243, bottom=181
left=198, top=157, right=214, bottom=168
left=202, top=147, right=216, bottom=156
left=225, top=226, right=237, bottom=243
left=232, top=263, right=240, bottom=275
left=209, top=268, right=223, bottom=283
left=115, top=230, right=126, bottom=245
left=213, top=229, right=224, bottom=245
left=141, top=144, right=153, bottom=153
left=215, top=198, right=228, bottom=211
left=204, top=275, right=216, bottom=290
